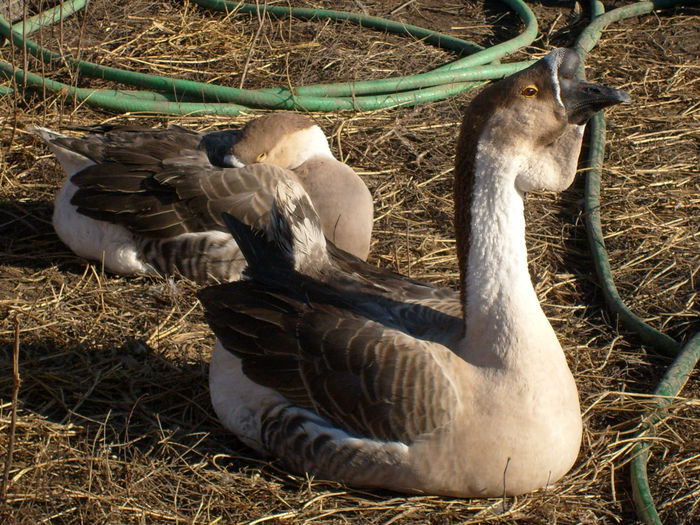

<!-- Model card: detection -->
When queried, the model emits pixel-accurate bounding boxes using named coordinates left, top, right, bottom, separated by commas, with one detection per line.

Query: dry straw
left=1, top=1, right=698, bottom=523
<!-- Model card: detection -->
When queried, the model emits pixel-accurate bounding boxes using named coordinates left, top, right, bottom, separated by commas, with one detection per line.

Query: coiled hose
left=1, top=2, right=697, bottom=523
left=0, top=0, right=539, bottom=113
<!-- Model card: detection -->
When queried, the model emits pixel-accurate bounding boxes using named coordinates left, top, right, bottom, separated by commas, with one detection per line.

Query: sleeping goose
left=32, top=113, right=372, bottom=282
left=199, top=48, right=629, bottom=497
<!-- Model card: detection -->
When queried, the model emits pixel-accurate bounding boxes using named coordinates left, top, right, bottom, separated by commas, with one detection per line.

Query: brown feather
left=200, top=274, right=458, bottom=443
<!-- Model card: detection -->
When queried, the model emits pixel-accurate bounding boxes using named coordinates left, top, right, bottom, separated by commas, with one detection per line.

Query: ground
left=0, top=1, right=698, bottom=523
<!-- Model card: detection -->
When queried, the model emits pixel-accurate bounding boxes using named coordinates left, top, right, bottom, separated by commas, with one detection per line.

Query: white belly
left=209, top=340, right=285, bottom=452
left=53, top=180, right=151, bottom=275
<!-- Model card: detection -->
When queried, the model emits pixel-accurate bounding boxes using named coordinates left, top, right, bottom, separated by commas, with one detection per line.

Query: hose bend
left=0, top=0, right=539, bottom=113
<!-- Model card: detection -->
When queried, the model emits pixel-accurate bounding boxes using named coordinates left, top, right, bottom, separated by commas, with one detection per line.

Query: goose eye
left=256, top=152, right=267, bottom=162
left=521, top=86, right=538, bottom=98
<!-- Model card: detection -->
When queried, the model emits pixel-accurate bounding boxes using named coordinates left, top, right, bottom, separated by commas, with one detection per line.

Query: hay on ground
left=1, top=1, right=698, bottom=523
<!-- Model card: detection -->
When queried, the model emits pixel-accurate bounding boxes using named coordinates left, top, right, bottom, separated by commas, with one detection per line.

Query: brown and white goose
left=199, top=49, right=629, bottom=497
left=32, top=113, right=372, bottom=282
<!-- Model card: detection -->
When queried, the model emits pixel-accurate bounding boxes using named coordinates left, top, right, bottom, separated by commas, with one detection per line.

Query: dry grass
left=1, top=1, right=698, bottom=523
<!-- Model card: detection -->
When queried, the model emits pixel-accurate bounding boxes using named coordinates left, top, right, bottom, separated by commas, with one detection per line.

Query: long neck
left=454, top=142, right=558, bottom=366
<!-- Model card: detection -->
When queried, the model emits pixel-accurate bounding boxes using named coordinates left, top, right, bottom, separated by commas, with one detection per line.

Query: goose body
left=200, top=49, right=629, bottom=497
left=33, top=113, right=372, bottom=282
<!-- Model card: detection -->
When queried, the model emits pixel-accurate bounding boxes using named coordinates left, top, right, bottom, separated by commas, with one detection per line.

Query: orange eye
left=521, top=86, right=538, bottom=97
left=256, top=152, right=267, bottom=162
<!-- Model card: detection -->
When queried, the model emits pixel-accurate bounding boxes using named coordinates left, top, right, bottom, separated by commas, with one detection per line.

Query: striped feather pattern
left=72, top=160, right=296, bottom=241
left=138, top=231, right=243, bottom=283
left=50, top=124, right=237, bottom=167
left=258, top=402, right=413, bottom=487
left=200, top=272, right=459, bottom=444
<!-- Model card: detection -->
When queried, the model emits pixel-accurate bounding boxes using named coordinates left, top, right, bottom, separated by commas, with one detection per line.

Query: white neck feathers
left=281, top=126, right=334, bottom=169
left=458, top=142, right=558, bottom=365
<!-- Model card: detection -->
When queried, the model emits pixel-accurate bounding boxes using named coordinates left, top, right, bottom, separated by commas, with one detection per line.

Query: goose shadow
left=0, top=198, right=100, bottom=274
left=0, top=335, right=288, bottom=487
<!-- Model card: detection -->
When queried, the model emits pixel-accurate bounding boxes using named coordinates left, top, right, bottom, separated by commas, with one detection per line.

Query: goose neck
left=456, top=145, right=557, bottom=365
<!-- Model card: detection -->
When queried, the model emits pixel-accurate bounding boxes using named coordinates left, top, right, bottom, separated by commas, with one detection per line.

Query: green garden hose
left=0, top=0, right=538, bottom=113
left=583, top=113, right=682, bottom=357
left=191, top=0, right=486, bottom=56
left=190, top=0, right=539, bottom=75
left=0, top=59, right=251, bottom=115
left=574, top=1, right=697, bottom=523
left=629, top=333, right=700, bottom=525
left=578, top=1, right=682, bottom=357
left=10, top=0, right=88, bottom=36
left=1, top=1, right=697, bottom=523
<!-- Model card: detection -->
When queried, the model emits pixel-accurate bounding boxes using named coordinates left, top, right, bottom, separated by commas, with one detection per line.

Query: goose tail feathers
left=29, top=125, right=64, bottom=143
left=221, top=211, right=293, bottom=276
left=30, top=126, right=94, bottom=176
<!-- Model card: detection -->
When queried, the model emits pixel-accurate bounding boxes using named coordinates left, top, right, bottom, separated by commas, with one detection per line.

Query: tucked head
left=224, top=112, right=333, bottom=169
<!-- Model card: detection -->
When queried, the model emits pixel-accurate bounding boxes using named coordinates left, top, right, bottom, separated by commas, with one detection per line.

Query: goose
left=199, top=48, right=629, bottom=497
left=32, top=112, right=373, bottom=282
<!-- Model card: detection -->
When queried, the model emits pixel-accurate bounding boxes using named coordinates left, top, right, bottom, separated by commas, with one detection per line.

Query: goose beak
left=201, top=129, right=244, bottom=167
left=561, top=79, right=630, bottom=125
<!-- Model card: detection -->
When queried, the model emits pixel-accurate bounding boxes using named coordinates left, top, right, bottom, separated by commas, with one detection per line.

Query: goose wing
left=200, top=280, right=460, bottom=444
left=49, top=125, right=208, bottom=164
left=70, top=159, right=296, bottom=238
left=327, top=243, right=463, bottom=321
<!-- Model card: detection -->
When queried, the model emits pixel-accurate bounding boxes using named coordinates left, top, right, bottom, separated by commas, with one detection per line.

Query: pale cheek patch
left=277, top=127, right=333, bottom=169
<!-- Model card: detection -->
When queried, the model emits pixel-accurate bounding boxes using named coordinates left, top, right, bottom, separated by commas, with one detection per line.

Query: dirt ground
left=1, top=1, right=698, bottom=523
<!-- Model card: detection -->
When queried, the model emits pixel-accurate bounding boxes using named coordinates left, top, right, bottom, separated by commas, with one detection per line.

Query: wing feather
left=70, top=157, right=297, bottom=239
left=329, top=243, right=460, bottom=306
left=200, top=281, right=459, bottom=444
left=60, top=125, right=203, bottom=157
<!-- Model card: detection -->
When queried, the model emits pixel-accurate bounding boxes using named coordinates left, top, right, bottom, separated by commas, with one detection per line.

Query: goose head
left=454, top=49, right=629, bottom=324
left=225, top=112, right=373, bottom=260
left=459, top=48, right=629, bottom=194
left=223, top=112, right=333, bottom=169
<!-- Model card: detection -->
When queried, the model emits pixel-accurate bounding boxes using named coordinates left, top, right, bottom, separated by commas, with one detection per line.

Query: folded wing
left=200, top=279, right=460, bottom=444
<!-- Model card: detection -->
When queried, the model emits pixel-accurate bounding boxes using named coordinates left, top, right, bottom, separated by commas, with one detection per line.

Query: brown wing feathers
left=70, top=160, right=202, bottom=238
left=69, top=147, right=294, bottom=239
left=157, top=162, right=282, bottom=229
left=295, top=312, right=457, bottom=442
left=199, top=281, right=456, bottom=444
left=53, top=126, right=203, bottom=163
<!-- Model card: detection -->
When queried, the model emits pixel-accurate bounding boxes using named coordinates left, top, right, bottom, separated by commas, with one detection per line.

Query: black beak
left=561, top=78, right=630, bottom=125
left=201, top=129, right=243, bottom=167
